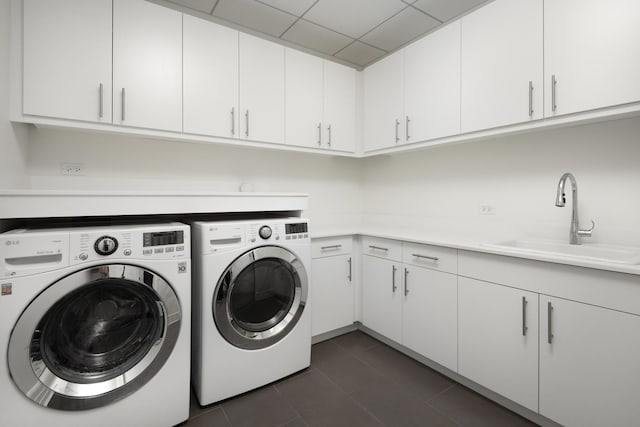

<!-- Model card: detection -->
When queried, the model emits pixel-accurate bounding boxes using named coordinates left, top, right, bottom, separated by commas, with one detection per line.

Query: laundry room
left=2, top=1, right=640, bottom=426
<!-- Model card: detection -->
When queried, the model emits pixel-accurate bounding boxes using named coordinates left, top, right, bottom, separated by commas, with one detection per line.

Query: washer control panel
left=94, top=236, right=118, bottom=256
left=258, top=226, right=272, bottom=240
left=283, top=221, right=309, bottom=242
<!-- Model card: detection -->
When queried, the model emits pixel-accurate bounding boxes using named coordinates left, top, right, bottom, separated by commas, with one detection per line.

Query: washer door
left=213, top=246, right=308, bottom=350
left=8, top=264, right=181, bottom=411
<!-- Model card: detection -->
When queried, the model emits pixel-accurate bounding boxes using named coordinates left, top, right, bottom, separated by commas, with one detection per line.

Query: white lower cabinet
left=458, top=277, right=539, bottom=412
left=361, top=254, right=403, bottom=343
left=540, top=295, right=640, bottom=427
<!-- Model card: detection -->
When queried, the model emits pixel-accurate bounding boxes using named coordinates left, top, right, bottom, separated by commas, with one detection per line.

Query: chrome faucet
left=555, top=172, right=595, bottom=245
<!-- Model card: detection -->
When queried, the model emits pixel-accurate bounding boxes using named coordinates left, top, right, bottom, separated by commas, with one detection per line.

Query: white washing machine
left=191, top=218, right=311, bottom=405
left=0, top=223, right=191, bottom=427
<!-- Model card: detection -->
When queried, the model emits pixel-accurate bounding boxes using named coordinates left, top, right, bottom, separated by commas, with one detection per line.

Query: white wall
left=27, top=128, right=363, bottom=228
left=362, top=116, right=640, bottom=246
left=0, top=1, right=28, bottom=189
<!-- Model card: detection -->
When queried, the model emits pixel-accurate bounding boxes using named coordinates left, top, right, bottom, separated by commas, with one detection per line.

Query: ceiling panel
left=304, top=0, right=407, bottom=39
left=282, top=19, right=354, bottom=55
left=411, top=0, right=489, bottom=22
left=335, top=41, right=386, bottom=67
left=166, top=0, right=217, bottom=14
left=255, top=0, right=317, bottom=16
left=361, top=6, right=439, bottom=52
left=213, top=0, right=297, bottom=37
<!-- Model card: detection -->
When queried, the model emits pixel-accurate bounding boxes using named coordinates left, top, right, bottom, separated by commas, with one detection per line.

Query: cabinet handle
left=395, top=119, right=400, bottom=143
left=245, top=110, right=249, bottom=137
left=528, top=81, right=534, bottom=117
left=547, top=301, right=554, bottom=344
left=392, top=265, right=397, bottom=292
left=327, top=124, right=332, bottom=147
left=405, top=116, right=410, bottom=141
left=347, top=257, right=352, bottom=282
left=404, top=267, right=409, bottom=296
left=369, top=245, right=389, bottom=252
left=99, top=83, right=103, bottom=119
left=320, top=244, right=342, bottom=251
left=121, top=88, right=125, bottom=121
left=552, top=75, right=557, bottom=112
left=411, top=253, right=439, bottom=262
left=231, top=107, right=235, bottom=136
left=522, top=296, right=528, bottom=336
left=317, top=122, right=322, bottom=146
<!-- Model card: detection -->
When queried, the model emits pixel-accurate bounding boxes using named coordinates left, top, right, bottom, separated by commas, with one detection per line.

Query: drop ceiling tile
left=304, top=0, right=407, bottom=39
left=412, top=0, right=489, bottom=22
left=166, top=0, right=217, bottom=14
left=361, top=6, right=439, bottom=51
left=256, top=0, right=317, bottom=16
left=282, top=19, right=353, bottom=55
left=213, top=0, right=298, bottom=37
left=335, top=41, right=386, bottom=67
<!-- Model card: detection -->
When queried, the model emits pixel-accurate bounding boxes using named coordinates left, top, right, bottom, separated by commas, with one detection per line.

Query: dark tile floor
left=182, top=331, right=538, bottom=427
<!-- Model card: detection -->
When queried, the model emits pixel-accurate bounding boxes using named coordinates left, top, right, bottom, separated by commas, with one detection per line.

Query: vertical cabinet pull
left=404, top=268, right=409, bottom=296
left=547, top=301, right=554, bottom=344
left=552, top=75, right=557, bottom=112
left=317, top=122, right=322, bottom=146
left=528, top=81, right=534, bottom=117
left=395, top=119, right=400, bottom=143
left=327, top=124, right=332, bottom=147
left=522, top=296, right=528, bottom=336
left=231, top=107, right=235, bottom=136
left=392, top=265, right=397, bottom=292
left=245, top=110, right=250, bottom=137
left=347, top=257, right=352, bottom=282
left=121, top=88, right=125, bottom=121
left=405, top=116, right=410, bottom=141
left=98, top=83, right=103, bottom=118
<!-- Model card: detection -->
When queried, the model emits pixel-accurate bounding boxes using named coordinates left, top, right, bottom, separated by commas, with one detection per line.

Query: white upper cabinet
left=363, top=50, right=405, bottom=152
left=183, top=15, right=239, bottom=138
left=285, top=49, right=324, bottom=149
left=405, top=21, right=461, bottom=143
left=23, top=0, right=112, bottom=123
left=113, top=0, right=182, bottom=132
left=323, top=61, right=357, bottom=153
left=239, top=33, right=285, bottom=144
left=544, top=0, right=640, bottom=117
left=461, top=0, right=543, bottom=133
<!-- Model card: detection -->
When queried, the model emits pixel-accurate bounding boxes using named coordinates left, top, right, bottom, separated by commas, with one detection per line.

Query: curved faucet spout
left=555, top=172, right=593, bottom=245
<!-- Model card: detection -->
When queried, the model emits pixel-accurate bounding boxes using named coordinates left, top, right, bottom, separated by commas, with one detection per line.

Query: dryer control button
left=94, top=236, right=118, bottom=256
left=123, top=249, right=132, bottom=256
left=79, top=253, right=88, bottom=261
left=259, top=226, right=272, bottom=240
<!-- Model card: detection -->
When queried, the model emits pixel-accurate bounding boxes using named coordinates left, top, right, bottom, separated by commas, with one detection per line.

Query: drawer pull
left=412, top=253, right=439, bottom=262
left=369, top=245, right=389, bottom=252
left=321, top=244, right=342, bottom=251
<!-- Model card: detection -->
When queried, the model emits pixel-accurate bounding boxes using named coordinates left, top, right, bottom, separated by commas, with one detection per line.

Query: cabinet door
left=113, top=0, right=182, bottom=132
left=183, top=15, right=238, bottom=138
left=311, top=255, right=354, bottom=336
left=540, top=296, right=640, bottom=426
left=363, top=50, right=404, bottom=152
left=323, top=61, right=356, bottom=153
left=361, top=255, right=402, bottom=342
left=285, top=49, right=323, bottom=149
left=402, top=266, right=457, bottom=371
left=545, top=0, right=640, bottom=117
left=461, top=0, right=543, bottom=133
left=23, top=0, right=112, bottom=123
left=405, top=21, right=460, bottom=143
left=239, top=33, right=285, bottom=144
left=458, top=277, right=539, bottom=412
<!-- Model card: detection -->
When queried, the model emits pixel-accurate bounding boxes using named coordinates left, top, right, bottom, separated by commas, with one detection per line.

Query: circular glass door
left=213, top=246, right=308, bottom=350
left=7, top=264, right=181, bottom=411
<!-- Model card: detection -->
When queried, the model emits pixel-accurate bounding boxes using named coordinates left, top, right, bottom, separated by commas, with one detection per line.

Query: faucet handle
left=577, top=220, right=595, bottom=237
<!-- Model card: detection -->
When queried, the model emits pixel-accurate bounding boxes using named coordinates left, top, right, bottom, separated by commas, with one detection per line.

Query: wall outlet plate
left=60, top=163, right=84, bottom=176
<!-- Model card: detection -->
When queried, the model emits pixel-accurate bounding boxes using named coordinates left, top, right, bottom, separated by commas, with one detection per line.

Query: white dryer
left=191, top=218, right=311, bottom=405
left=0, top=223, right=191, bottom=427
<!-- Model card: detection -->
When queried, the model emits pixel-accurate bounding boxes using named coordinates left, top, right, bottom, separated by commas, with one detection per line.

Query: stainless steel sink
left=483, top=239, right=640, bottom=265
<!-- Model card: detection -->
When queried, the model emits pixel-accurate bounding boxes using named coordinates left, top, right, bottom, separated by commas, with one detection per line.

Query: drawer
left=312, top=236, right=353, bottom=258
left=402, top=241, right=457, bottom=274
left=361, top=236, right=402, bottom=261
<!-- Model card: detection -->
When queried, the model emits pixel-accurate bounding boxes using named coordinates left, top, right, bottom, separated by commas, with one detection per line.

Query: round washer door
left=7, top=264, right=181, bottom=411
left=213, top=246, right=308, bottom=350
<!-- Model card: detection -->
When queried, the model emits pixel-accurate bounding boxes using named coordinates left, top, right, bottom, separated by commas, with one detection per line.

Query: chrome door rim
left=212, top=246, right=308, bottom=350
left=7, top=264, right=181, bottom=411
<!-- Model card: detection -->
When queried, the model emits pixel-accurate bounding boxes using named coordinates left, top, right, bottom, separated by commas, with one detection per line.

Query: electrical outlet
left=479, top=204, right=496, bottom=215
left=60, top=163, right=84, bottom=176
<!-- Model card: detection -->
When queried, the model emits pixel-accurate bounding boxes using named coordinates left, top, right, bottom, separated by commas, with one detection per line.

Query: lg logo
left=4, top=240, right=20, bottom=246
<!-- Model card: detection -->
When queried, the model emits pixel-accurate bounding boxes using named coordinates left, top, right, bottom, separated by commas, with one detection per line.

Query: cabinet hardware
left=369, top=245, right=389, bottom=252
left=327, top=124, right=332, bottom=147
left=528, top=81, right=534, bottom=117
left=395, top=119, right=400, bottom=143
left=548, top=301, right=554, bottom=344
left=347, top=257, right=352, bottom=282
left=231, top=107, right=235, bottom=136
left=392, top=265, right=397, bottom=292
left=320, top=244, right=342, bottom=251
left=317, top=122, right=322, bottom=146
left=99, top=83, right=103, bottom=119
left=245, top=110, right=249, bottom=137
left=121, top=88, right=125, bottom=121
left=552, top=75, right=557, bottom=112
left=412, top=253, right=439, bottom=262
left=404, top=268, right=409, bottom=296
left=405, top=116, right=410, bottom=141
left=522, top=296, right=528, bottom=336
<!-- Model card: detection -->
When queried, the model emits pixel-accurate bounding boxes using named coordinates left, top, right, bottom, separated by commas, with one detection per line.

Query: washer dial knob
left=94, top=236, right=118, bottom=256
left=258, top=226, right=272, bottom=240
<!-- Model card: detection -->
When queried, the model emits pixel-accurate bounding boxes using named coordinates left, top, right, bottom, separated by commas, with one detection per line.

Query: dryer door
left=213, top=246, right=308, bottom=350
left=7, top=264, right=181, bottom=411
